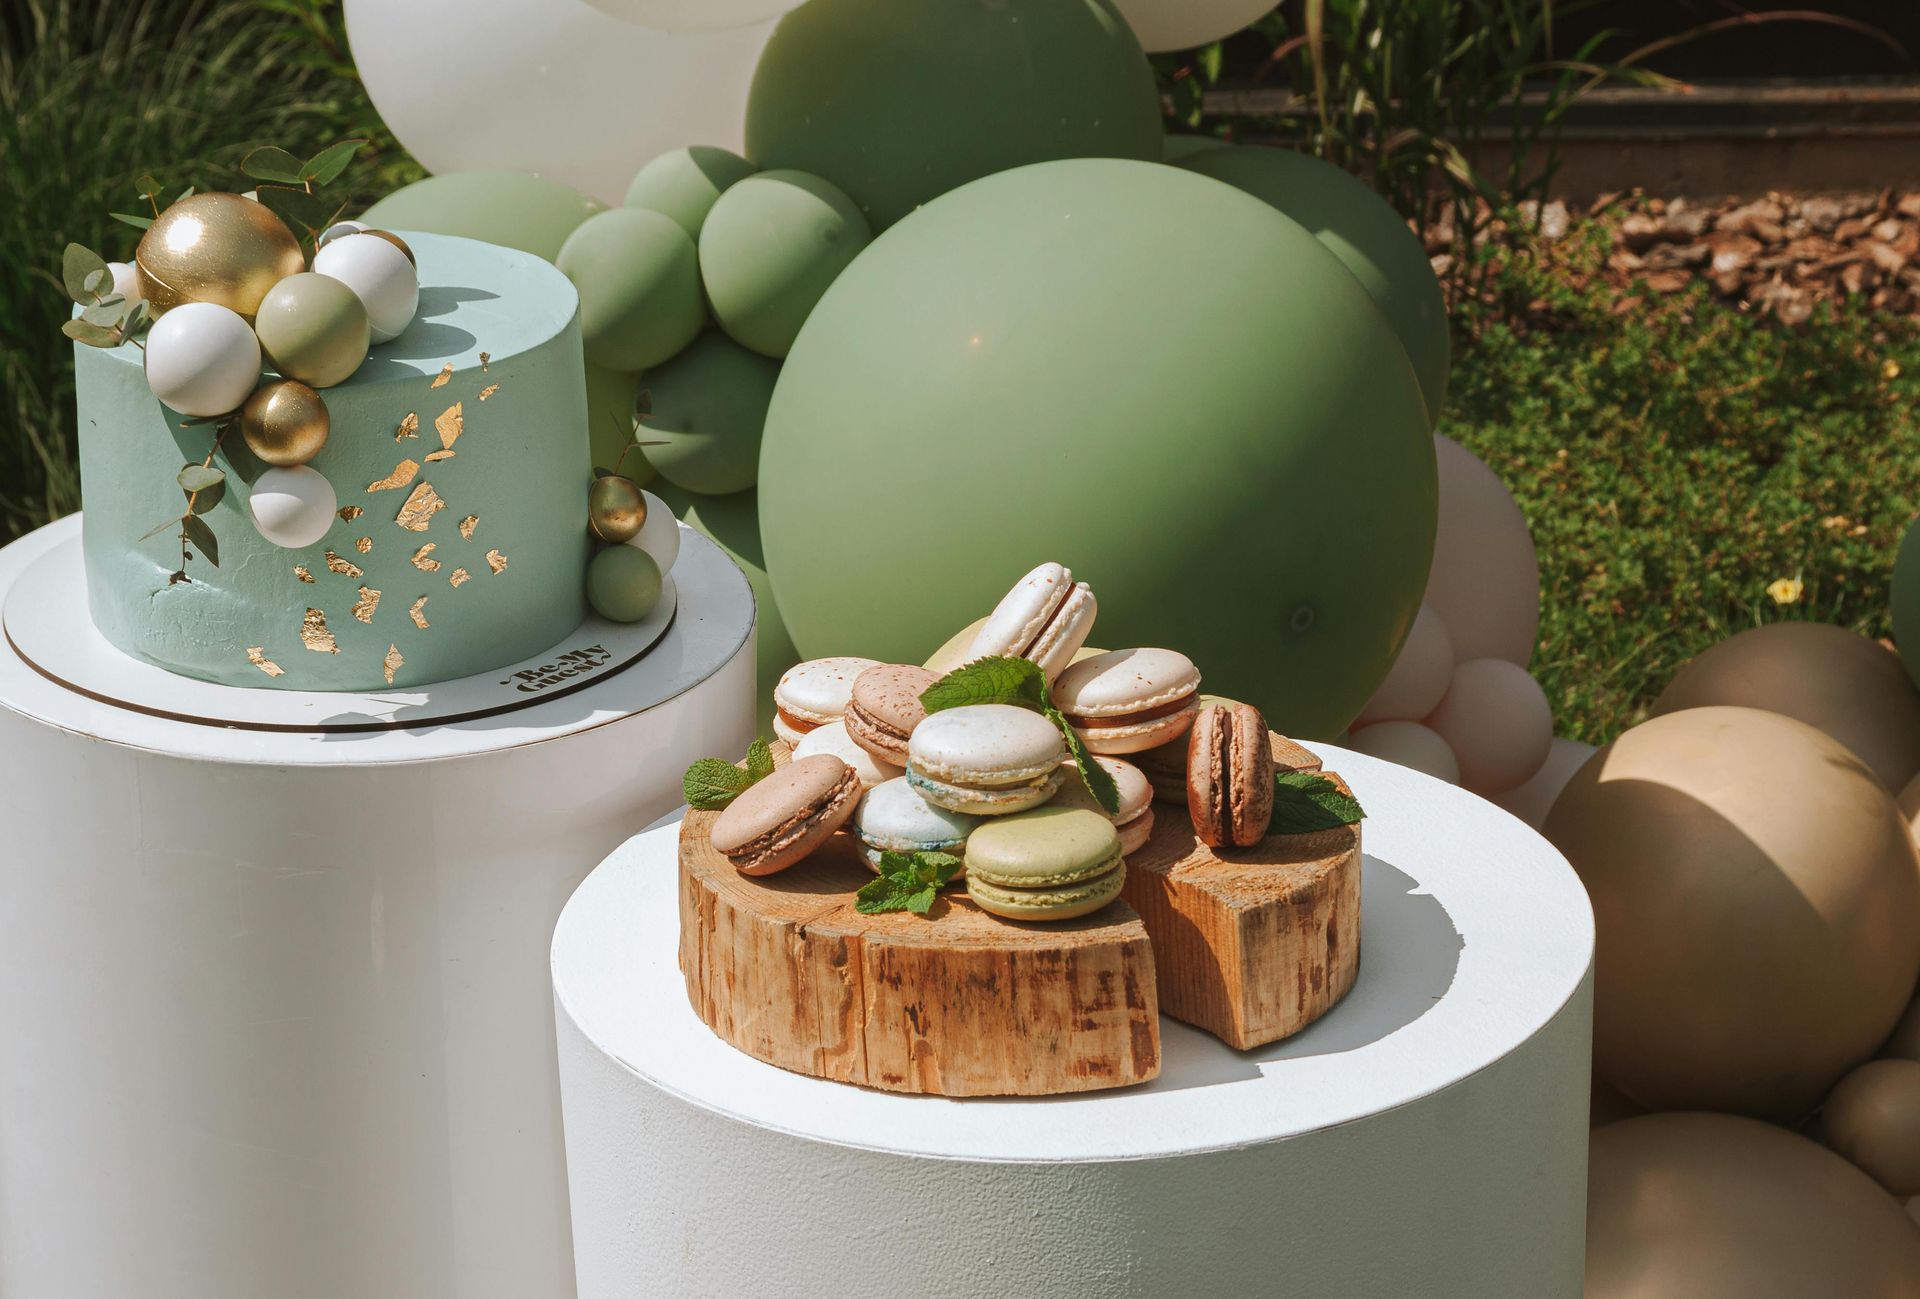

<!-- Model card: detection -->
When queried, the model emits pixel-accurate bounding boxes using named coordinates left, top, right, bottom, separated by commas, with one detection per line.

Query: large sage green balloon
left=759, top=159, right=1436, bottom=738
left=638, top=331, right=779, bottom=495
left=1181, top=146, right=1451, bottom=420
left=1897, top=517, right=1920, bottom=690
left=744, top=0, right=1161, bottom=231
left=655, top=482, right=798, bottom=730
left=360, top=170, right=604, bottom=261
left=556, top=207, right=705, bottom=371
left=700, top=170, right=870, bottom=358
left=625, top=146, right=758, bottom=238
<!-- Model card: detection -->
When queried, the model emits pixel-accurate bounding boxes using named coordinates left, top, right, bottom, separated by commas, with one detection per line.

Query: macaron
left=791, top=719, right=904, bottom=790
left=843, top=663, right=939, bottom=766
left=964, top=806, right=1126, bottom=922
left=906, top=704, right=1067, bottom=816
left=709, top=754, right=862, bottom=876
left=1135, top=693, right=1247, bottom=804
left=852, top=776, right=980, bottom=872
left=963, top=562, right=1098, bottom=681
left=1187, top=702, right=1275, bottom=849
left=1050, top=755, right=1156, bottom=854
left=1053, top=647, right=1202, bottom=755
left=772, top=656, right=879, bottom=745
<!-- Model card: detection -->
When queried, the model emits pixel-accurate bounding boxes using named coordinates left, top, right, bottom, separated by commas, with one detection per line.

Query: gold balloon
left=1587, top=1113, right=1920, bottom=1299
left=135, top=192, right=305, bottom=317
left=1546, top=706, right=1920, bottom=1122
left=239, top=379, right=330, bottom=467
left=1823, top=1059, right=1920, bottom=1196
left=1653, top=621, right=1920, bottom=792
left=588, top=475, right=646, bottom=542
left=363, top=228, right=417, bottom=266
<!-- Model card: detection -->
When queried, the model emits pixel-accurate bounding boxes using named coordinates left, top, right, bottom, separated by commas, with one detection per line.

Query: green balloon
left=1161, top=134, right=1230, bottom=162
left=361, top=170, right=604, bottom=261
left=254, top=272, right=370, bottom=389
left=1896, top=517, right=1920, bottom=690
left=587, top=544, right=663, bottom=623
left=655, top=483, right=799, bottom=731
left=1181, top=146, right=1451, bottom=421
left=556, top=208, right=705, bottom=372
left=638, top=332, right=779, bottom=495
left=584, top=362, right=655, bottom=486
left=625, top=146, right=759, bottom=239
left=699, top=170, right=870, bottom=359
left=745, top=0, right=1161, bottom=231
left=758, top=159, right=1435, bottom=739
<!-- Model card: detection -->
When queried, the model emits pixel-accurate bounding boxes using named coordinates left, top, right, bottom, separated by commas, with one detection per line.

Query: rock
left=1803, top=195, right=1846, bottom=231
left=1619, top=212, right=1663, bottom=252
left=1539, top=200, right=1571, bottom=242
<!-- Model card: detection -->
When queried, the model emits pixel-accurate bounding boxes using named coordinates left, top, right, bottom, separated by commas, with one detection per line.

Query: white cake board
left=553, top=750, right=1597, bottom=1298
left=0, top=514, right=757, bottom=1299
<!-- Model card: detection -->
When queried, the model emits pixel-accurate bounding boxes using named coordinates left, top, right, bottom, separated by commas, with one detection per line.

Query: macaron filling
left=715, top=764, right=861, bottom=870
left=908, top=765, right=1066, bottom=814
left=1065, top=692, right=1198, bottom=728
left=776, top=706, right=824, bottom=736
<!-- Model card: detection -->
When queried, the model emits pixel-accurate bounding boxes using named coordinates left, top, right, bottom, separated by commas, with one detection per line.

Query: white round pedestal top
left=553, top=747, right=1595, bottom=1162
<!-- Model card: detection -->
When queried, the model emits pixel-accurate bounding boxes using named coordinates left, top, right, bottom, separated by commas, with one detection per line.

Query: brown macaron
left=844, top=664, right=939, bottom=766
left=1187, top=703, right=1275, bottom=849
left=709, top=754, right=861, bottom=876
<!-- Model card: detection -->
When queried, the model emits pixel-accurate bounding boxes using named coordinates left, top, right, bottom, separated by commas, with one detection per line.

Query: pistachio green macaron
left=964, top=805, right=1126, bottom=922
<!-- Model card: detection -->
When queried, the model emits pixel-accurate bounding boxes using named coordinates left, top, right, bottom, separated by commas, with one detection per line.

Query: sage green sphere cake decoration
left=699, top=170, right=872, bottom=359
left=744, top=0, right=1162, bottom=231
left=638, top=331, right=780, bottom=496
left=1180, top=146, right=1452, bottom=421
left=758, top=159, right=1437, bottom=739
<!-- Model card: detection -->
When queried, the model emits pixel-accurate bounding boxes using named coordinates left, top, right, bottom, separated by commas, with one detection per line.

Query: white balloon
left=142, top=302, right=261, bottom=418
left=344, top=0, right=775, bottom=205
left=1427, top=658, right=1554, bottom=795
left=1110, top=0, right=1280, bottom=53
left=107, top=261, right=143, bottom=304
left=314, top=234, right=419, bottom=344
left=249, top=466, right=339, bottom=549
left=1490, top=737, right=1596, bottom=830
left=624, top=490, right=681, bottom=574
left=1347, top=720, right=1461, bottom=785
left=581, top=0, right=800, bottom=32
left=1429, top=434, right=1540, bottom=666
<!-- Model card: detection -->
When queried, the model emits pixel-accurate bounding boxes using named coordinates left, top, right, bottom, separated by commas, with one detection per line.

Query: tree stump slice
left=1122, top=733, right=1363, bottom=1050
left=679, top=771, right=1161, bottom=1097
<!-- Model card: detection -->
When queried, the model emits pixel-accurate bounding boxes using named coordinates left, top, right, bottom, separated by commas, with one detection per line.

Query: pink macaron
left=1053, top=647, right=1202, bottom=755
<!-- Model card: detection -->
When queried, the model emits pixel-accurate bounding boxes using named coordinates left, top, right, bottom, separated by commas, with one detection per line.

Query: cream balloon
left=313, top=233, right=419, bottom=343
left=248, top=466, right=339, bottom=550
left=1426, top=657, right=1554, bottom=794
left=1354, top=603, right=1453, bottom=725
left=344, top=0, right=774, bottom=205
left=1883, top=985, right=1920, bottom=1062
left=1903, top=771, right=1920, bottom=847
left=1110, top=0, right=1286, bottom=53
left=1346, top=720, right=1461, bottom=785
left=1822, top=1058, right=1920, bottom=1196
left=141, top=301, right=262, bottom=418
left=623, top=489, right=681, bottom=574
left=1490, top=737, right=1596, bottom=830
left=1587, top=1112, right=1920, bottom=1299
left=1428, top=434, right=1539, bottom=666
left=581, top=0, right=800, bottom=31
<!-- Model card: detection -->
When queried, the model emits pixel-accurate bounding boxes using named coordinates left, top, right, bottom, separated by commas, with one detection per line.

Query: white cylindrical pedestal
left=554, top=749, right=1596, bottom=1298
left=0, top=515, right=756, bottom=1299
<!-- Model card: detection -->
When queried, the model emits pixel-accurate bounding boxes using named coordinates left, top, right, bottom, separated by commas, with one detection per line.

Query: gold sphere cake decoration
left=135, top=192, right=304, bottom=317
left=239, top=378, right=331, bottom=467
left=588, top=475, right=646, bottom=543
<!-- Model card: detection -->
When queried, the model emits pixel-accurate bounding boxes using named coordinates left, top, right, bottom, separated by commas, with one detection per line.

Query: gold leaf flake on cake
left=458, top=514, right=478, bottom=540
left=351, top=585, right=381, bottom=623
left=478, top=384, right=499, bottom=401
left=449, top=567, right=471, bottom=588
left=479, top=351, right=490, bottom=371
left=395, top=412, right=419, bottom=441
left=395, top=481, right=445, bottom=531
left=324, top=550, right=365, bottom=578
left=246, top=647, right=285, bottom=678
left=383, top=644, right=404, bottom=685
left=294, top=565, right=316, bottom=584
left=424, top=450, right=456, bottom=463
left=336, top=505, right=364, bottom=523
left=367, top=459, right=420, bottom=493
left=485, top=548, right=508, bottom=575
left=434, top=402, right=463, bottom=450
left=430, top=362, right=453, bottom=389
left=409, top=596, right=430, bottom=629
left=301, top=608, right=340, bottom=654
left=354, top=536, right=373, bottom=555
left=410, top=543, right=441, bottom=572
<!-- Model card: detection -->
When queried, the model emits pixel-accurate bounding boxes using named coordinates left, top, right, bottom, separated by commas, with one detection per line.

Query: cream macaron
left=906, top=703, right=1067, bottom=816
left=962, top=562, right=1098, bottom=681
left=772, top=656, right=880, bottom=746
left=852, top=776, right=980, bottom=873
left=1053, top=648, right=1203, bottom=755
left=791, top=718, right=904, bottom=790
left=1050, top=755, right=1156, bottom=854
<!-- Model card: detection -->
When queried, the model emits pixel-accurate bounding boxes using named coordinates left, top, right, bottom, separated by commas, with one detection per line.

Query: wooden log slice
left=679, top=766, right=1161, bottom=1097
left=1122, top=733, right=1362, bottom=1050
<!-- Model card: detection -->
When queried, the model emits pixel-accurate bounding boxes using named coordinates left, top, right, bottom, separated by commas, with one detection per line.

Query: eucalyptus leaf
left=182, top=513, right=220, bottom=567
left=109, top=212, right=155, bottom=231
left=240, top=146, right=305, bottom=185
left=78, top=299, right=129, bottom=327
left=301, top=138, right=368, bottom=186
left=60, top=318, right=122, bottom=347
left=177, top=464, right=226, bottom=494
left=61, top=243, right=109, bottom=304
left=138, top=516, right=182, bottom=543
left=253, top=184, right=330, bottom=235
left=134, top=173, right=163, bottom=201
left=187, top=478, right=226, bottom=515
left=175, top=185, right=196, bottom=203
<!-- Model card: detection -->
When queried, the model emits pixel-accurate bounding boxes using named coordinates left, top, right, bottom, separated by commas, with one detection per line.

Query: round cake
left=73, top=232, right=591, bottom=690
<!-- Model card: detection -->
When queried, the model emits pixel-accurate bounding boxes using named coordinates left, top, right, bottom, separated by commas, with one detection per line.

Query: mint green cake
left=74, top=232, right=592, bottom=690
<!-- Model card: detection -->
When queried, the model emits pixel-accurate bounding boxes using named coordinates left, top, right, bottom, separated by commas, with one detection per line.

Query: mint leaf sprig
left=1270, top=770, right=1366, bottom=835
left=684, top=736, right=776, bottom=810
left=855, top=850, right=964, bottom=915
left=918, top=656, right=1120, bottom=816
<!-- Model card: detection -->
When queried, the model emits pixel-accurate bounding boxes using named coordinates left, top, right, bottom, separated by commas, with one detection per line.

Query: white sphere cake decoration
left=316, top=219, right=371, bottom=250
left=141, top=301, right=262, bottom=418
left=1427, top=657, right=1554, bottom=794
left=313, top=233, right=419, bottom=344
left=248, top=465, right=339, bottom=549
left=1356, top=602, right=1455, bottom=725
left=625, top=489, right=680, bottom=574
left=1348, top=719, right=1461, bottom=785
left=107, top=260, right=143, bottom=304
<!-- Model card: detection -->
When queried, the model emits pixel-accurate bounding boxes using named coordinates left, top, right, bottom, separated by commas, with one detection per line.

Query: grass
left=1443, top=228, right=1920, bottom=744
